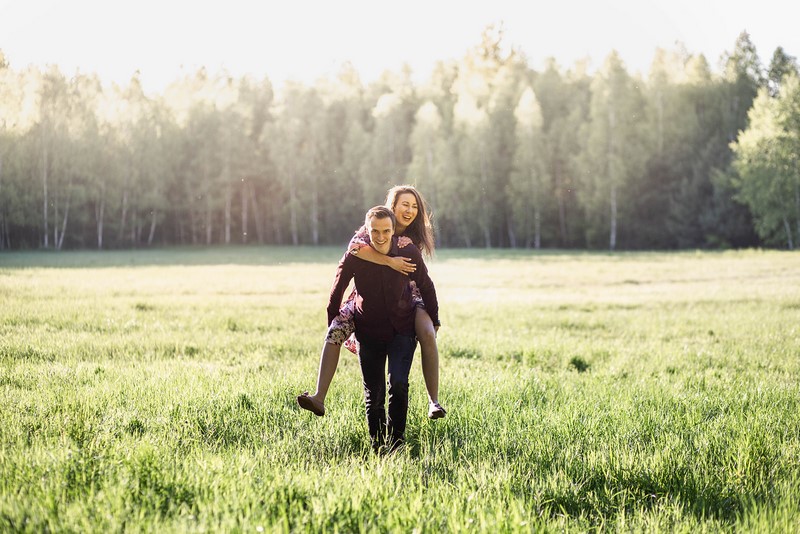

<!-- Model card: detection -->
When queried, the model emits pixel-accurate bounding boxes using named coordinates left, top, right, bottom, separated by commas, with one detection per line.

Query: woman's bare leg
left=310, top=341, right=341, bottom=405
left=298, top=341, right=341, bottom=415
left=415, top=308, right=445, bottom=417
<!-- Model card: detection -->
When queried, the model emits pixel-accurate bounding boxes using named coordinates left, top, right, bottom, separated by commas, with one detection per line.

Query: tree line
left=1, top=28, right=798, bottom=251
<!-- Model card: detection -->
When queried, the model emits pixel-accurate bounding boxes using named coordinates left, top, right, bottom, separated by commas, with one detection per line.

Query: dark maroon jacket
left=327, top=237, right=439, bottom=342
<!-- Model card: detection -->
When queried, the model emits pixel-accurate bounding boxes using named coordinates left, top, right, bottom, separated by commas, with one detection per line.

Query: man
left=326, top=206, right=440, bottom=453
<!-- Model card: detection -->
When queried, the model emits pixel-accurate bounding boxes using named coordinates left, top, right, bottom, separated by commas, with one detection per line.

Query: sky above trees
left=1, top=0, right=798, bottom=93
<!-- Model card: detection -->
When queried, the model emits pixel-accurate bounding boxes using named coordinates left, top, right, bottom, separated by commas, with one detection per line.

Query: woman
left=297, top=185, right=446, bottom=419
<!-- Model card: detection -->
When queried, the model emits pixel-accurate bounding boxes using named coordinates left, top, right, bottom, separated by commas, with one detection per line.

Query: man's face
left=367, top=216, right=394, bottom=255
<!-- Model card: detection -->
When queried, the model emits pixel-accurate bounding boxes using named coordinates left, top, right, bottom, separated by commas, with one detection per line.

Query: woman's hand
left=387, top=256, right=416, bottom=275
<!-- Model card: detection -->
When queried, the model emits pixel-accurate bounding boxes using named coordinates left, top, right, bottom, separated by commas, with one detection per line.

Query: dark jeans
left=356, top=332, right=417, bottom=449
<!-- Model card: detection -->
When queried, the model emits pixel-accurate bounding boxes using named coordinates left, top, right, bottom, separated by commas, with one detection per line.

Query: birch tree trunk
left=530, top=165, right=542, bottom=250
left=178, top=208, right=186, bottom=245
left=795, top=179, right=799, bottom=245
left=656, top=89, right=664, bottom=155
left=610, top=183, right=618, bottom=251
left=56, top=185, right=71, bottom=250
left=608, top=106, right=617, bottom=251
left=96, top=201, right=105, bottom=250
left=118, top=187, right=129, bottom=243
left=310, top=180, right=319, bottom=245
left=459, top=216, right=472, bottom=248
left=249, top=182, right=264, bottom=244
left=42, top=146, right=49, bottom=248
left=555, top=160, right=567, bottom=246
left=95, top=180, right=105, bottom=249
left=480, top=148, right=492, bottom=248
left=137, top=213, right=144, bottom=245
left=0, top=155, right=3, bottom=250
left=272, top=195, right=283, bottom=244
left=189, top=201, right=197, bottom=245
left=425, top=144, right=440, bottom=229
left=425, top=145, right=434, bottom=189
left=557, top=187, right=568, bottom=246
left=131, top=213, right=138, bottom=246
left=224, top=183, right=232, bottom=245
left=53, top=188, right=59, bottom=249
left=241, top=179, right=249, bottom=244
left=147, top=211, right=157, bottom=245
left=205, top=198, right=213, bottom=245
left=289, top=173, right=298, bottom=245
left=1, top=215, right=8, bottom=250
left=784, top=217, right=794, bottom=250
left=53, top=178, right=72, bottom=250
left=506, top=211, right=516, bottom=248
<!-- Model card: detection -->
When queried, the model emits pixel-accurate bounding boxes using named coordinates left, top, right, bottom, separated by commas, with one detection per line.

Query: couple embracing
left=297, top=185, right=446, bottom=453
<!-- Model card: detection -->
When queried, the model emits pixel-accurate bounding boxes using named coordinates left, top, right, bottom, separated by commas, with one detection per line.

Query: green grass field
left=1, top=247, right=799, bottom=533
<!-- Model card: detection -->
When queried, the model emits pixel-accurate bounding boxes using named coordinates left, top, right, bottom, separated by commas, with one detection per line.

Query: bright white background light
left=1, top=0, right=796, bottom=94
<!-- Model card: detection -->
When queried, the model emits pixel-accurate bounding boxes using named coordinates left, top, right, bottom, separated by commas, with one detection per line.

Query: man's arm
left=352, top=245, right=416, bottom=274
left=348, top=229, right=415, bottom=275
left=327, top=253, right=355, bottom=325
left=406, top=246, right=440, bottom=327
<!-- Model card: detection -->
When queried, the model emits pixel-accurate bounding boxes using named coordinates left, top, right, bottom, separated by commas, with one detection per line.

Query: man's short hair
left=365, top=205, right=396, bottom=230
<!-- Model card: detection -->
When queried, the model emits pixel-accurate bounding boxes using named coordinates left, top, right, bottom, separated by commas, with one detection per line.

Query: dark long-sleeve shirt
left=327, top=237, right=439, bottom=342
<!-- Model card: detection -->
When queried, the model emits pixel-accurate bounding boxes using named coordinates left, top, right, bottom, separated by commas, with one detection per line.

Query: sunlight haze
left=1, top=0, right=797, bottom=93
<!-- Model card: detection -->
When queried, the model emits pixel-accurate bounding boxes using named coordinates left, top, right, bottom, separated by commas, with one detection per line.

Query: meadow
left=1, top=247, right=799, bottom=533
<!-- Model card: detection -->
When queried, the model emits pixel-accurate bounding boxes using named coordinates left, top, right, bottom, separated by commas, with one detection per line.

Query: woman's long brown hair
left=384, top=185, right=435, bottom=257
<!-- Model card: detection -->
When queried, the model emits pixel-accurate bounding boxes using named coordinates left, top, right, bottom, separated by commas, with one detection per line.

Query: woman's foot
left=297, top=392, right=325, bottom=416
left=428, top=401, right=446, bottom=419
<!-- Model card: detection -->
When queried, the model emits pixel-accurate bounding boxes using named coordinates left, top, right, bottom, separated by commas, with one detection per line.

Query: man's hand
left=387, top=255, right=416, bottom=275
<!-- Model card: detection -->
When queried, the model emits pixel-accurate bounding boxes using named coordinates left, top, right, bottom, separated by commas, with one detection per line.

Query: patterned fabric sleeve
left=347, top=226, right=370, bottom=255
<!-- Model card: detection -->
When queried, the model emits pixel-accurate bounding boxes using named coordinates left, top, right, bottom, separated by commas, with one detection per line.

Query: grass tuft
left=569, top=356, right=591, bottom=373
left=1, top=247, right=799, bottom=532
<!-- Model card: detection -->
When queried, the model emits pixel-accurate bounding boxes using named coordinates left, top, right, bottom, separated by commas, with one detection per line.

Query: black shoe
left=371, top=436, right=386, bottom=455
left=387, top=437, right=405, bottom=454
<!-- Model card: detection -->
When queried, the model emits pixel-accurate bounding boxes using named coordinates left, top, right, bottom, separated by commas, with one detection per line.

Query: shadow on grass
left=533, top=465, right=754, bottom=526
left=0, top=246, right=344, bottom=269
left=403, top=411, right=782, bottom=528
left=1, top=246, right=745, bottom=269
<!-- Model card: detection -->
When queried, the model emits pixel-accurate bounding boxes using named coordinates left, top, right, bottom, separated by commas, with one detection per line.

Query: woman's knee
left=417, top=327, right=436, bottom=345
left=415, top=310, right=436, bottom=339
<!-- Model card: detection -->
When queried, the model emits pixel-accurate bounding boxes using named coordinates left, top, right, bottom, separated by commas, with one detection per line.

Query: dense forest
left=1, top=27, right=799, bottom=251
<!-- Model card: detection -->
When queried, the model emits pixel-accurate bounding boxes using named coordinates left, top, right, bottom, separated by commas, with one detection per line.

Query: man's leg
left=357, top=334, right=388, bottom=451
left=386, top=334, right=417, bottom=447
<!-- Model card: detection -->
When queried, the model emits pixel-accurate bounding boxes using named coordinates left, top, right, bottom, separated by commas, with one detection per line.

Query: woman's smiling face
left=393, top=193, right=418, bottom=233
